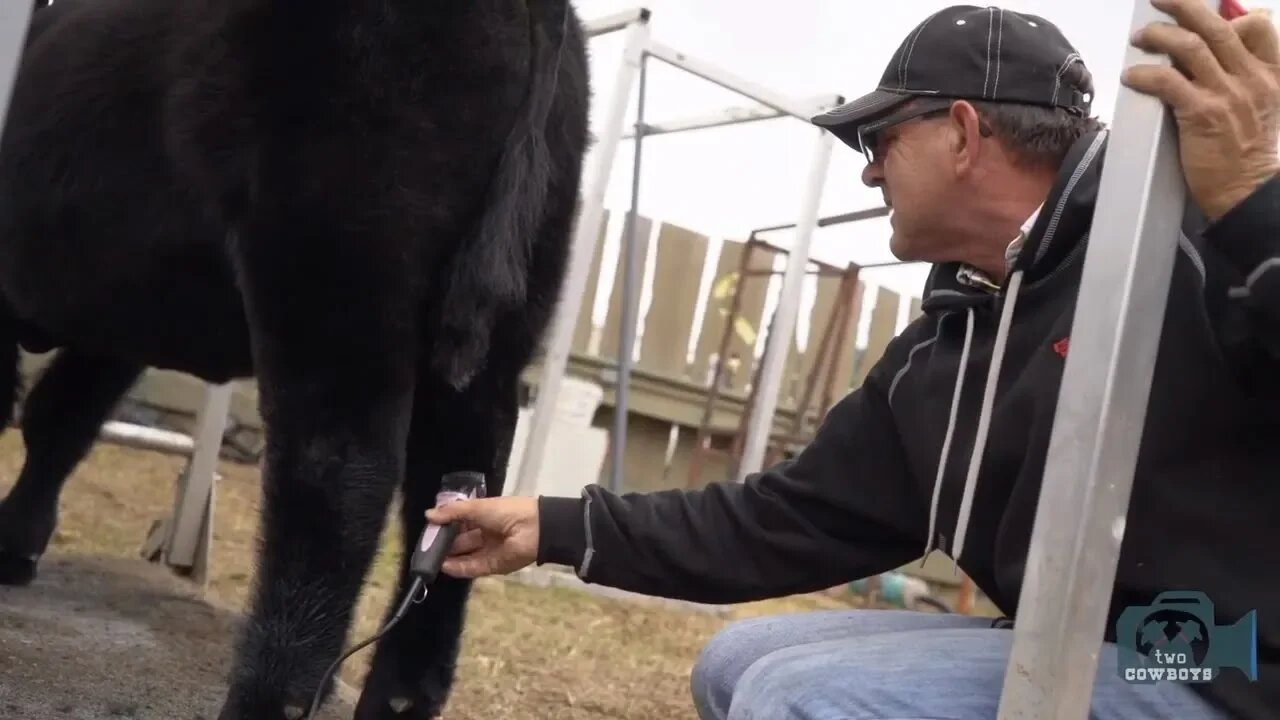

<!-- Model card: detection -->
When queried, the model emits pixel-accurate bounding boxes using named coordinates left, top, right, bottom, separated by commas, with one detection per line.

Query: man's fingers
left=448, top=528, right=485, bottom=557
left=1152, top=0, right=1253, bottom=73
left=1122, top=62, right=1206, bottom=109
left=1233, top=11, right=1280, bottom=66
left=1131, top=20, right=1232, bottom=87
left=425, top=498, right=476, bottom=524
left=439, top=557, right=478, bottom=578
left=440, top=551, right=494, bottom=579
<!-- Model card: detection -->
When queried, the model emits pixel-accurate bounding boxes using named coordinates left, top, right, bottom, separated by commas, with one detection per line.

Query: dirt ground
left=0, top=432, right=878, bottom=719
left=0, top=553, right=358, bottom=719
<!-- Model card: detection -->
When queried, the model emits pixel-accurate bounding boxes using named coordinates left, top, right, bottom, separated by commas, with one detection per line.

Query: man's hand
left=425, top=496, right=540, bottom=579
left=1123, top=0, right=1280, bottom=221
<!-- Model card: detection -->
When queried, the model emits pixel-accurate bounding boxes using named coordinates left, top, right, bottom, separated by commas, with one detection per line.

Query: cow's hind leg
left=0, top=348, right=143, bottom=585
left=353, top=361, right=520, bottom=720
left=215, top=213, right=418, bottom=720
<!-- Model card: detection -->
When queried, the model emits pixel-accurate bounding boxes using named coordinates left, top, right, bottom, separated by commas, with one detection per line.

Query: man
left=429, top=2, right=1280, bottom=719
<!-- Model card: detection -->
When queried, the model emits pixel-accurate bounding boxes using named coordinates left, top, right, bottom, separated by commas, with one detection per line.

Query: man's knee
left=724, top=642, right=860, bottom=720
left=726, top=627, right=1006, bottom=720
left=691, top=610, right=977, bottom=719
left=690, top=617, right=776, bottom=720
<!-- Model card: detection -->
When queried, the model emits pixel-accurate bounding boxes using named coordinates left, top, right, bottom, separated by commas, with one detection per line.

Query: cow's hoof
left=215, top=695, right=316, bottom=720
left=0, top=547, right=37, bottom=586
left=354, top=667, right=445, bottom=720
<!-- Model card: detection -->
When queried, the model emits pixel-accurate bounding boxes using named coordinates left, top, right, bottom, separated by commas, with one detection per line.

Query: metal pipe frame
left=621, top=105, right=781, bottom=140
left=0, top=0, right=34, bottom=141
left=101, top=421, right=197, bottom=456
left=617, top=95, right=839, bottom=141
left=517, top=7, right=842, bottom=496
left=611, top=50, right=648, bottom=493
left=164, top=382, right=233, bottom=569
left=645, top=41, right=841, bottom=122
left=995, top=0, right=1207, bottom=717
left=749, top=205, right=890, bottom=235
left=583, top=8, right=650, bottom=38
left=734, top=129, right=834, bottom=479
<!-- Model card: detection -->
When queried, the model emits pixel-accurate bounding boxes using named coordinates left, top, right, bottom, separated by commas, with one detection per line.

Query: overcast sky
left=569, top=0, right=1280, bottom=353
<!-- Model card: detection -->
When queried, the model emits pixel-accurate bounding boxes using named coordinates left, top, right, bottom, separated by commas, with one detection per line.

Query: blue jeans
left=690, top=609, right=1235, bottom=720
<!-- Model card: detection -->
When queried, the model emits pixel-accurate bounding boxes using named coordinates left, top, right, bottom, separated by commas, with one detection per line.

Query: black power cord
left=303, top=576, right=428, bottom=720
left=303, top=471, right=486, bottom=720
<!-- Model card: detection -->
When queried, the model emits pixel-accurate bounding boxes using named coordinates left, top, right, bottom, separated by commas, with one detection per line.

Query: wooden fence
left=518, top=208, right=924, bottom=492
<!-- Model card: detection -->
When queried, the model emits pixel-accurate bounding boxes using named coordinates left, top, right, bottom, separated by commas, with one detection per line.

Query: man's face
left=858, top=103, right=977, bottom=263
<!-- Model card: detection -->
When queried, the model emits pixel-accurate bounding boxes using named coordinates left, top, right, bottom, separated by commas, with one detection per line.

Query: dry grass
left=0, top=432, right=873, bottom=719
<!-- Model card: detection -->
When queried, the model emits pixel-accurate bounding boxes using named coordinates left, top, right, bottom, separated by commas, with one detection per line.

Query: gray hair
left=970, top=61, right=1105, bottom=170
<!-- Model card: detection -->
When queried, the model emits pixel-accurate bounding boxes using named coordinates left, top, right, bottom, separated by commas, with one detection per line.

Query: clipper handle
left=410, top=522, right=461, bottom=584
left=409, top=471, right=486, bottom=584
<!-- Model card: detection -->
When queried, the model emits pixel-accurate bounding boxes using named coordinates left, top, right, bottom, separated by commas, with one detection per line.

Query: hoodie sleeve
left=533, top=341, right=928, bottom=605
left=1187, top=173, right=1280, bottom=373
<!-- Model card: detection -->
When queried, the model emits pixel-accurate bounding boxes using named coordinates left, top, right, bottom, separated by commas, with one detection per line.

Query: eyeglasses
left=856, top=101, right=992, bottom=166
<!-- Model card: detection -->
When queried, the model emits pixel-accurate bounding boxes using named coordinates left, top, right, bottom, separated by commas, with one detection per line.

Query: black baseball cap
left=812, top=5, right=1093, bottom=153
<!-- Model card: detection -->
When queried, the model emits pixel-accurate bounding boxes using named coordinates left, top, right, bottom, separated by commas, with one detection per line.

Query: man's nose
left=861, top=160, right=883, bottom=189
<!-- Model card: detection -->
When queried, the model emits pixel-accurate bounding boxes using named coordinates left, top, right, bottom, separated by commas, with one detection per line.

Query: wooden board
left=636, top=222, right=709, bottom=379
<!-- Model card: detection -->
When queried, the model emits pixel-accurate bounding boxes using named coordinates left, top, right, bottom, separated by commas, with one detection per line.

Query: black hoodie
left=536, top=130, right=1280, bottom=720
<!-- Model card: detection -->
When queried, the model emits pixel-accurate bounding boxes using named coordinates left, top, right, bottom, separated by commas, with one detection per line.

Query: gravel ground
left=0, top=553, right=356, bottom=719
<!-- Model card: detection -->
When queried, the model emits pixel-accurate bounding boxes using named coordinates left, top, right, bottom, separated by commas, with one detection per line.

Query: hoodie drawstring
left=952, top=267, right=1023, bottom=566
left=923, top=306, right=975, bottom=558
left=921, top=267, right=1026, bottom=567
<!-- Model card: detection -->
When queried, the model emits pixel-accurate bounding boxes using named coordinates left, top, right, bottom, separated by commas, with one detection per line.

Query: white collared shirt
left=956, top=203, right=1045, bottom=293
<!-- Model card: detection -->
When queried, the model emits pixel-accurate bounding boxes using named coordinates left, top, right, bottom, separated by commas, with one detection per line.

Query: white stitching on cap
left=984, top=8, right=994, bottom=98
left=901, top=9, right=944, bottom=89
left=876, top=84, right=941, bottom=93
left=898, top=21, right=919, bottom=88
left=1051, top=53, right=1080, bottom=105
left=824, top=91, right=908, bottom=119
left=994, top=8, right=1004, bottom=96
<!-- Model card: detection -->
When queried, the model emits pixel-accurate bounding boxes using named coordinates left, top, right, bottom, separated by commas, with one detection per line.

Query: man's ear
left=948, top=100, right=985, bottom=176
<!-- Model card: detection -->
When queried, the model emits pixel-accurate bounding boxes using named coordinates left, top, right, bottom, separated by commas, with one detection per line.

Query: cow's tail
left=430, top=0, right=573, bottom=390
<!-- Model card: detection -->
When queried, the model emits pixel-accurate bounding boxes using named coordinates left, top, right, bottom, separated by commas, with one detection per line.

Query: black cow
left=0, top=0, right=591, bottom=717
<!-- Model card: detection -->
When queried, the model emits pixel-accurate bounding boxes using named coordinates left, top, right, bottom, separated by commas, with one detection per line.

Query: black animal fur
left=0, top=0, right=591, bottom=717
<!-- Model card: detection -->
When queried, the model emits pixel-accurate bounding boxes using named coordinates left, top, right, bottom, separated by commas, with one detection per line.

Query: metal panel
left=0, top=0, right=33, bottom=141
left=996, top=1, right=1204, bottom=717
